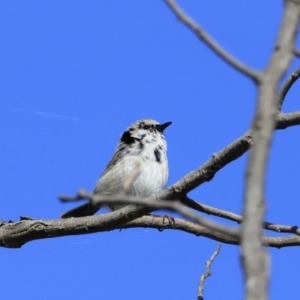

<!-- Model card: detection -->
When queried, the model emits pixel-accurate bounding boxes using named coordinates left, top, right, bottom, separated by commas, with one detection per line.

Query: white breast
left=131, top=140, right=168, bottom=197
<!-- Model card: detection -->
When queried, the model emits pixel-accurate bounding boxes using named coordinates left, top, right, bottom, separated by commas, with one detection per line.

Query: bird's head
left=120, top=119, right=172, bottom=144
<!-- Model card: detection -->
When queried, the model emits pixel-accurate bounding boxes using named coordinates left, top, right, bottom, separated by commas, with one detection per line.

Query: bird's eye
left=143, top=125, right=150, bottom=130
left=129, top=128, right=134, bottom=131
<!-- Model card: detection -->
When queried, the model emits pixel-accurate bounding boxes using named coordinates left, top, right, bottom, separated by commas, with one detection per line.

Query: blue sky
left=1, top=1, right=300, bottom=299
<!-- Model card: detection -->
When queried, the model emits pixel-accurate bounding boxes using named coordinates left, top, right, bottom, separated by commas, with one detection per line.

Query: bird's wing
left=93, top=154, right=140, bottom=196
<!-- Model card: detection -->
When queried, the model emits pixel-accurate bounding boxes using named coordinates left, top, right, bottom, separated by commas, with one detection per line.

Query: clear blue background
left=1, top=1, right=299, bottom=299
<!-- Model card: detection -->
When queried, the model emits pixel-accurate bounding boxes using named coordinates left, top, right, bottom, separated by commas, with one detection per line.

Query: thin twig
left=186, top=197, right=300, bottom=236
left=60, top=192, right=300, bottom=237
left=277, top=67, right=300, bottom=110
left=164, top=0, right=261, bottom=82
left=61, top=189, right=239, bottom=237
left=197, top=245, right=222, bottom=300
left=60, top=192, right=300, bottom=236
left=125, top=217, right=300, bottom=248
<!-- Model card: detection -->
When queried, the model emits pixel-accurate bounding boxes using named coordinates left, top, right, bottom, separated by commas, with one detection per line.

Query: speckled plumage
left=61, top=119, right=171, bottom=218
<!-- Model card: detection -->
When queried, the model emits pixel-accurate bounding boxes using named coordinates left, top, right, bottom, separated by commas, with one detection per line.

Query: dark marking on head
left=154, top=148, right=161, bottom=163
left=120, top=130, right=135, bottom=144
left=158, top=145, right=163, bottom=150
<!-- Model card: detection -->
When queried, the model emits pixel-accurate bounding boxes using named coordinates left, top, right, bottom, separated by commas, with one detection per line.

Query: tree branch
left=164, top=0, right=261, bottom=82
left=277, top=67, right=300, bottom=110
left=1, top=215, right=300, bottom=249
left=164, top=111, right=300, bottom=199
left=276, top=111, right=300, bottom=129
left=125, top=217, right=300, bottom=248
left=241, top=2, right=300, bottom=300
left=197, top=245, right=221, bottom=300
left=60, top=190, right=239, bottom=237
left=187, top=197, right=300, bottom=236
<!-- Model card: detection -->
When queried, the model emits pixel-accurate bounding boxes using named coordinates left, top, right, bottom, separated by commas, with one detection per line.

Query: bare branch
left=126, top=217, right=300, bottom=248
left=164, top=0, right=261, bottom=82
left=187, top=197, right=300, bottom=236
left=61, top=189, right=239, bottom=237
left=277, top=111, right=300, bottom=129
left=1, top=215, right=300, bottom=249
left=277, top=67, right=300, bottom=110
left=241, top=2, right=300, bottom=300
left=163, top=111, right=300, bottom=199
left=197, top=245, right=221, bottom=300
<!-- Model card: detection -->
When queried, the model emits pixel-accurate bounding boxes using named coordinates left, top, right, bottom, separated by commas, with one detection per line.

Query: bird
left=61, top=119, right=172, bottom=218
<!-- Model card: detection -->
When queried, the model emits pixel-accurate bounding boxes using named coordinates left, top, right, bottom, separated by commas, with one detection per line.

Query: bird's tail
left=61, top=202, right=100, bottom=218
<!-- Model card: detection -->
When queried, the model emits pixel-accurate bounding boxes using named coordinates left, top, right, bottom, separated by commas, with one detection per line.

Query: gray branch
left=197, top=245, right=222, bottom=300
left=187, top=197, right=300, bottom=236
left=277, top=67, right=300, bottom=110
left=164, top=0, right=261, bottom=82
left=2, top=215, right=300, bottom=249
left=61, top=189, right=239, bottom=237
left=241, top=2, right=300, bottom=300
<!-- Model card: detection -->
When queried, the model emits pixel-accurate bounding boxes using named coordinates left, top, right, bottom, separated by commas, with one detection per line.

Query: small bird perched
left=61, top=119, right=172, bottom=218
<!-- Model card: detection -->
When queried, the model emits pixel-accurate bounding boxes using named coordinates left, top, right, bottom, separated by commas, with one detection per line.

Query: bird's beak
left=156, top=121, right=172, bottom=132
